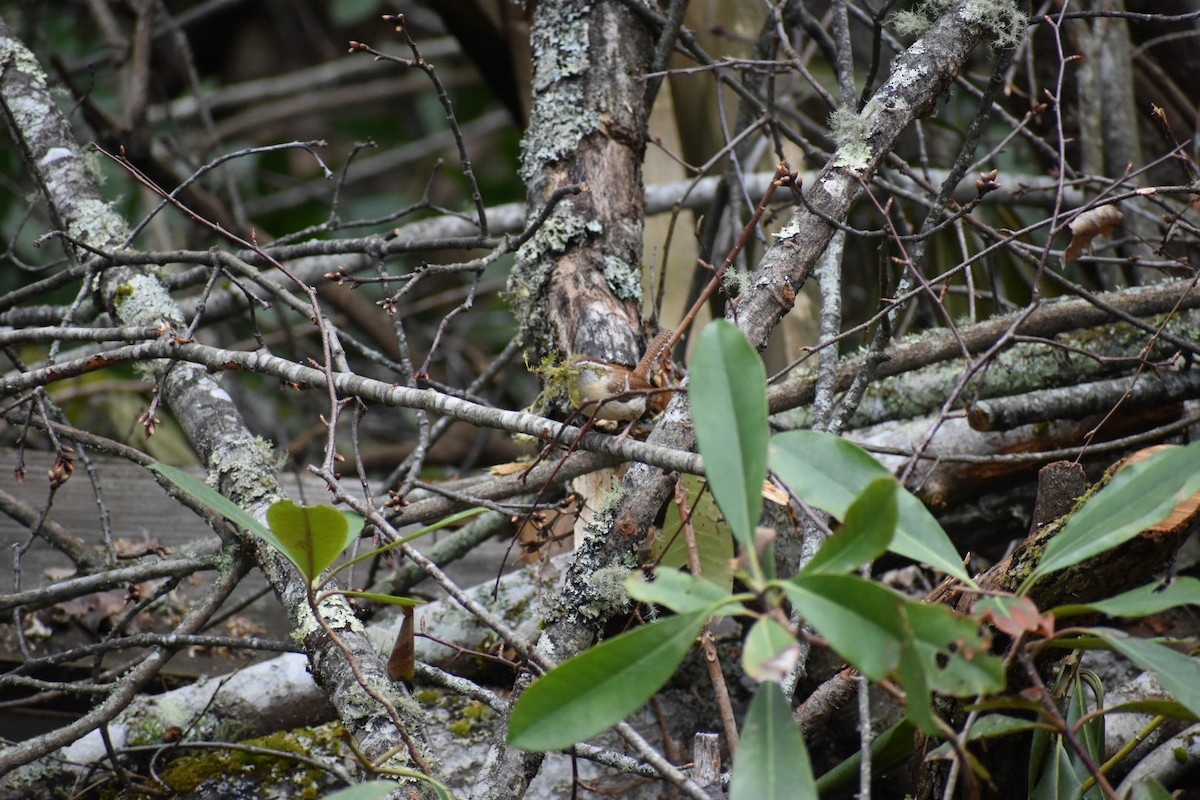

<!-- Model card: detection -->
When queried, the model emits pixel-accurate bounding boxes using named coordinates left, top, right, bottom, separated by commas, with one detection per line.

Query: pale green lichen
left=893, top=0, right=1025, bottom=50
left=829, top=106, right=868, bottom=149
left=603, top=254, right=643, bottom=302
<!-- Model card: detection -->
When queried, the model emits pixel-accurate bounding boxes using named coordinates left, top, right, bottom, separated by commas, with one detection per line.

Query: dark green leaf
left=507, top=612, right=707, bottom=751
left=1023, top=443, right=1200, bottom=592
left=656, top=475, right=735, bottom=591
left=317, top=781, right=400, bottom=800
left=729, top=682, right=816, bottom=800
left=1029, top=739, right=1085, bottom=800
left=1091, top=628, right=1200, bottom=719
left=770, top=431, right=970, bottom=583
left=781, top=574, right=904, bottom=680
left=690, top=320, right=768, bottom=553
left=267, top=500, right=363, bottom=583
left=801, top=478, right=897, bottom=576
left=626, top=568, right=736, bottom=616
left=1130, top=779, right=1177, bottom=800
left=1050, top=576, right=1200, bottom=619
left=815, top=720, right=916, bottom=795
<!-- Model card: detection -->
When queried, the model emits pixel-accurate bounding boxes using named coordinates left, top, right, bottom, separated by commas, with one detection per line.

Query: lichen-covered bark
left=0, top=16, right=434, bottom=785
left=507, top=0, right=652, bottom=367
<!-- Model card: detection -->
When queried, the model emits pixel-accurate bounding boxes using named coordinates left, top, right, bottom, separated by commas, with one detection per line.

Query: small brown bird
left=565, top=329, right=674, bottom=421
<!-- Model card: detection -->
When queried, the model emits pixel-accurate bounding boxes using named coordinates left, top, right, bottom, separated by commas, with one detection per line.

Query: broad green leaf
left=815, top=720, right=916, bottom=795
left=781, top=574, right=905, bottom=680
left=730, top=682, right=816, bottom=800
left=1102, top=699, right=1196, bottom=721
left=690, top=320, right=768, bottom=552
left=1051, top=576, right=1200, bottom=619
left=904, top=602, right=1004, bottom=697
left=1091, top=628, right=1200, bottom=719
left=770, top=431, right=970, bottom=583
left=148, top=462, right=273, bottom=540
left=1130, top=779, right=1177, bottom=800
left=318, top=781, right=401, bottom=800
left=507, top=611, right=707, bottom=751
left=266, top=500, right=364, bottom=583
left=317, top=773, right=454, bottom=800
left=626, top=568, right=737, bottom=615
left=1030, top=739, right=1086, bottom=800
left=783, top=575, right=1002, bottom=734
left=656, top=475, right=736, bottom=591
left=801, top=478, right=897, bottom=576
left=742, top=617, right=800, bottom=682
left=337, top=591, right=426, bottom=607
left=1023, top=443, right=1200, bottom=592
left=928, top=714, right=1047, bottom=754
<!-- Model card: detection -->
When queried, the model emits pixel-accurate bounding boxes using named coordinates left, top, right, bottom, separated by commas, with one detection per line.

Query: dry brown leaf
left=1062, top=205, right=1123, bottom=263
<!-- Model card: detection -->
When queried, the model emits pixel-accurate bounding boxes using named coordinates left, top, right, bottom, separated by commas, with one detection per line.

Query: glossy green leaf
left=148, top=462, right=273, bottom=540
left=1029, top=739, right=1085, bottom=800
left=783, top=574, right=1001, bottom=733
left=1102, top=699, right=1196, bottom=721
left=656, top=475, right=736, bottom=591
left=317, top=781, right=401, bottom=800
left=1051, top=576, right=1200, bottom=619
left=781, top=574, right=905, bottom=680
left=742, top=617, right=799, bottom=682
left=801, top=478, right=897, bottom=576
left=770, top=431, right=970, bottom=583
left=1091, top=628, right=1200, bottom=719
left=932, top=714, right=1047, bottom=753
left=815, top=719, right=916, bottom=795
left=507, top=611, right=707, bottom=751
left=1130, top=779, right=1176, bottom=800
left=1022, top=443, right=1200, bottom=592
left=267, top=500, right=365, bottom=583
left=318, top=775, right=455, bottom=800
left=337, top=591, right=426, bottom=607
left=903, top=602, right=1004, bottom=699
left=690, top=319, right=768, bottom=552
left=626, top=568, right=737, bottom=615
left=730, top=682, right=816, bottom=800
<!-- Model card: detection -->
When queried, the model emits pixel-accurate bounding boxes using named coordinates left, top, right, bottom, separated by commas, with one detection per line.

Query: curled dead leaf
left=1062, top=205, right=1123, bottom=264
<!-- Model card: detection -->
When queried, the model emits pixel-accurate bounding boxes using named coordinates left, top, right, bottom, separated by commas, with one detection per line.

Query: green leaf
left=781, top=574, right=905, bottom=680
left=742, top=617, right=800, bottom=682
left=730, top=682, right=816, bottom=800
left=921, top=714, right=1049, bottom=768
left=903, top=602, right=1005, bottom=699
left=1130, top=779, right=1177, bottom=800
left=507, top=612, right=707, bottom=751
left=801, top=478, right=897, bottom=576
left=148, top=462, right=273, bottom=540
left=1051, top=576, right=1200, bottom=619
left=782, top=575, right=1002, bottom=734
left=770, top=431, right=971, bottom=583
left=266, top=500, right=364, bottom=584
left=1029, top=739, right=1086, bottom=800
left=337, top=591, right=427, bottom=607
left=690, top=319, right=768, bottom=553
left=1101, top=699, right=1197, bottom=721
left=656, top=475, right=736, bottom=591
left=626, top=568, right=737, bottom=615
left=1023, top=443, right=1200, bottom=592
left=1091, top=628, right=1200, bottom=719
left=815, top=719, right=916, bottom=795
left=317, top=781, right=401, bottom=800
